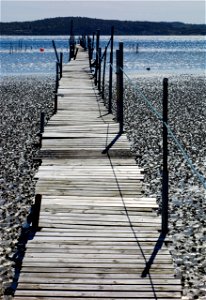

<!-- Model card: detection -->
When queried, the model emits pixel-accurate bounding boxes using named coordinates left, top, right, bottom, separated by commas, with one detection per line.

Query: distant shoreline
left=1, top=16, right=206, bottom=35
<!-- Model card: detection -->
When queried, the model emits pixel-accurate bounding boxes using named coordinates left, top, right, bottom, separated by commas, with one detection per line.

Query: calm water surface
left=0, top=35, right=205, bottom=76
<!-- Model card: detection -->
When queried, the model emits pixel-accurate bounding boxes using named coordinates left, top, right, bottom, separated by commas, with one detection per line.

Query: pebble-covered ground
left=0, top=74, right=205, bottom=299
left=0, top=75, right=55, bottom=297
left=122, top=75, right=206, bottom=299
left=104, top=74, right=205, bottom=299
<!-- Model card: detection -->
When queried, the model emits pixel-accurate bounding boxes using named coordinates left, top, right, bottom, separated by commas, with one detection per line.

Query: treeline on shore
left=1, top=16, right=206, bottom=35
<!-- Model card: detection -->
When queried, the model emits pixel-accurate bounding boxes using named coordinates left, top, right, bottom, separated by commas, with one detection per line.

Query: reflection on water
left=0, top=35, right=205, bottom=76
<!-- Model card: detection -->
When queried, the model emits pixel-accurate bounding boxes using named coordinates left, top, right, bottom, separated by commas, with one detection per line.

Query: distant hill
left=1, top=17, right=206, bottom=35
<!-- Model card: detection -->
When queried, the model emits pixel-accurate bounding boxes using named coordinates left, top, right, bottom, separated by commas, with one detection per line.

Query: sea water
left=0, top=35, right=205, bottom=77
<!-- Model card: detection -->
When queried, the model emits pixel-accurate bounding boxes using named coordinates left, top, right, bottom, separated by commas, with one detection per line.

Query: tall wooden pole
left=108, top=26, right=114, bottom=114
left=162, top=78, right=169, bottom=234
left=94, top=29, right=100, bottom=86
left=116, top=42, right=124, bottom=134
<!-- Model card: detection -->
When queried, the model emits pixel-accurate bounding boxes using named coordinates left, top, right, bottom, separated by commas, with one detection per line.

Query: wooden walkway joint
left=13, top=48, right=182, bottom=299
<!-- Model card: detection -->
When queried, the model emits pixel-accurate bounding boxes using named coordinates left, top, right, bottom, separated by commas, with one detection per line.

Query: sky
left=1, top=0, right=205, bottom=24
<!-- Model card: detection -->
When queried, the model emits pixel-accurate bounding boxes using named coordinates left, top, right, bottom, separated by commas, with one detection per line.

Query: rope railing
left=90, top=32, right=205, bottom=234
left=89, top=27, right=114, bottom=113
left=120, top=67, right=206, bottom=190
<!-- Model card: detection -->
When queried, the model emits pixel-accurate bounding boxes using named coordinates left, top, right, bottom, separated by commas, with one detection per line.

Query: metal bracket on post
left=162, top=78, right=169, bottom=234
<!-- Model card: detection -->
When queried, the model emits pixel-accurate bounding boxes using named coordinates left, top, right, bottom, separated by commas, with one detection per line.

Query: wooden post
left=94, top=29, right=100, bottom=86
left=40, top=112, right=45, bottom=134
left=102, top=47, right=107, bottom=100
left=54, top=62, right=59, bottom=114
left=88, top=36, right=92, bottom=70
left=52, top=40, right=59, bottom=63
left=92, top=32, right=95, bottom=58
left=60, top=52, right=63, bottom=78
left=162, top=78, right=169, bottom=234
left=98, top=48, right=102, bottom=91
left=32, top=194, right=42, bottom=231
left=116, top=42, right=124, bottom=134
left=54, top=94, right=58, bottom=114
left=108, top=26, right=114, bottom=114
left=69, top=20, right=75, bottom=61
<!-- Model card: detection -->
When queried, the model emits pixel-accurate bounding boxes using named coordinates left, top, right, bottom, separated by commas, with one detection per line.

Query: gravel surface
left=122, top=75, right=206, bottom=299
left=0, top=74, right=205, bottom=299
left=0, top=75, right=55, bottom=297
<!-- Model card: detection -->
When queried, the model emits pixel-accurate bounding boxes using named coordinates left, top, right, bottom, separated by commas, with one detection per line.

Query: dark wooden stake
left=40, top=112, right=45, bottom=134
left=162, top=77, right=169, bottom=234
left=98, top=47, right=102, bottom=91
left=32, top=194, right=42, bottom=231
left=108, top=26, right=114, bottom=114
left=54, top=62, right=59, bottom=114
left=69, top=20, right=75, bottom=61
left=94, top=29, right=100, bottom=86
left=102, top=47, right=107, bottom=100
left=60, top=52, right=63, bottom=78
left=116, top=42, right=124, bottom=134
left=56, top=61, right=59, bottom=85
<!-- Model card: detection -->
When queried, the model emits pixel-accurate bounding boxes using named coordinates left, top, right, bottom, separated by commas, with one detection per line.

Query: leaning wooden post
left=94, top=29, right=100, bottom=86
left=116, top=42, right=124, bottom=134
left=108, top=26, right=114, bottom=114
left=162, top=78, right=169, bottom=234
left=98, top=47, right=102, bottom=91
left=32, top=194, right=42, bottom=231
left=52, top=40, right=59, bottom=63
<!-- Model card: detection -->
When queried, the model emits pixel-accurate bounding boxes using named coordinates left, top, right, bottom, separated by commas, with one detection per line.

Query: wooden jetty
left=13, top=47, right=182, bottom=299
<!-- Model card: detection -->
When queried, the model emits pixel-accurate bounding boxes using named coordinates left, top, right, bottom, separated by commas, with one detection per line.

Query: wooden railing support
left=102, top=47, right=107, bottom=100
left=162, top=78, right=169, bottom=234
left=98, top=47, right=102, bottom=91
left=94, top=29, right=100, bottom=86
left=32, top=194, right=42, bottom=231
left=59, top=52, right=63, bottom=78
left=108, top=26, right=114, bottom=114
left=69, top=20, right=75, bottom=61
left=116, top=42, right=124, bottom=134
left=54, top=62, right=59, bottom=114
left=40, top=112, right=45, bottom=134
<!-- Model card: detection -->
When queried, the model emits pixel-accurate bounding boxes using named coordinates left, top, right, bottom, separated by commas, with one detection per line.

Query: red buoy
left=40, top=48, right=44, bottom=52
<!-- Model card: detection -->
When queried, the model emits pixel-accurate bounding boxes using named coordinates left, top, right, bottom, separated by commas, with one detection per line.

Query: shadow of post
left=141, top=232, right=167, bottom=277
left=102, top=133, right=122, bottom=154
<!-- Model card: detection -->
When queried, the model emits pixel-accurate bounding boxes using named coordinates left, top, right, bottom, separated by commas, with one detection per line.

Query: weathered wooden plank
left=14, top=290, right=181, bottom=298
left=14, top=298, right=181, bottom=300
left=17, top=283, right=182, bottom=292
left=18, top=275, right=180, bottom=284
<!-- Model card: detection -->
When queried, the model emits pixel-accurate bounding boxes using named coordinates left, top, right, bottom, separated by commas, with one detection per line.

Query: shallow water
left=0, top=35, right=205, bottom=76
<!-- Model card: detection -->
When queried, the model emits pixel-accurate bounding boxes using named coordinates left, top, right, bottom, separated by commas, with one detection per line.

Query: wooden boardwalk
left=14, top=48, right=182, bottom=299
